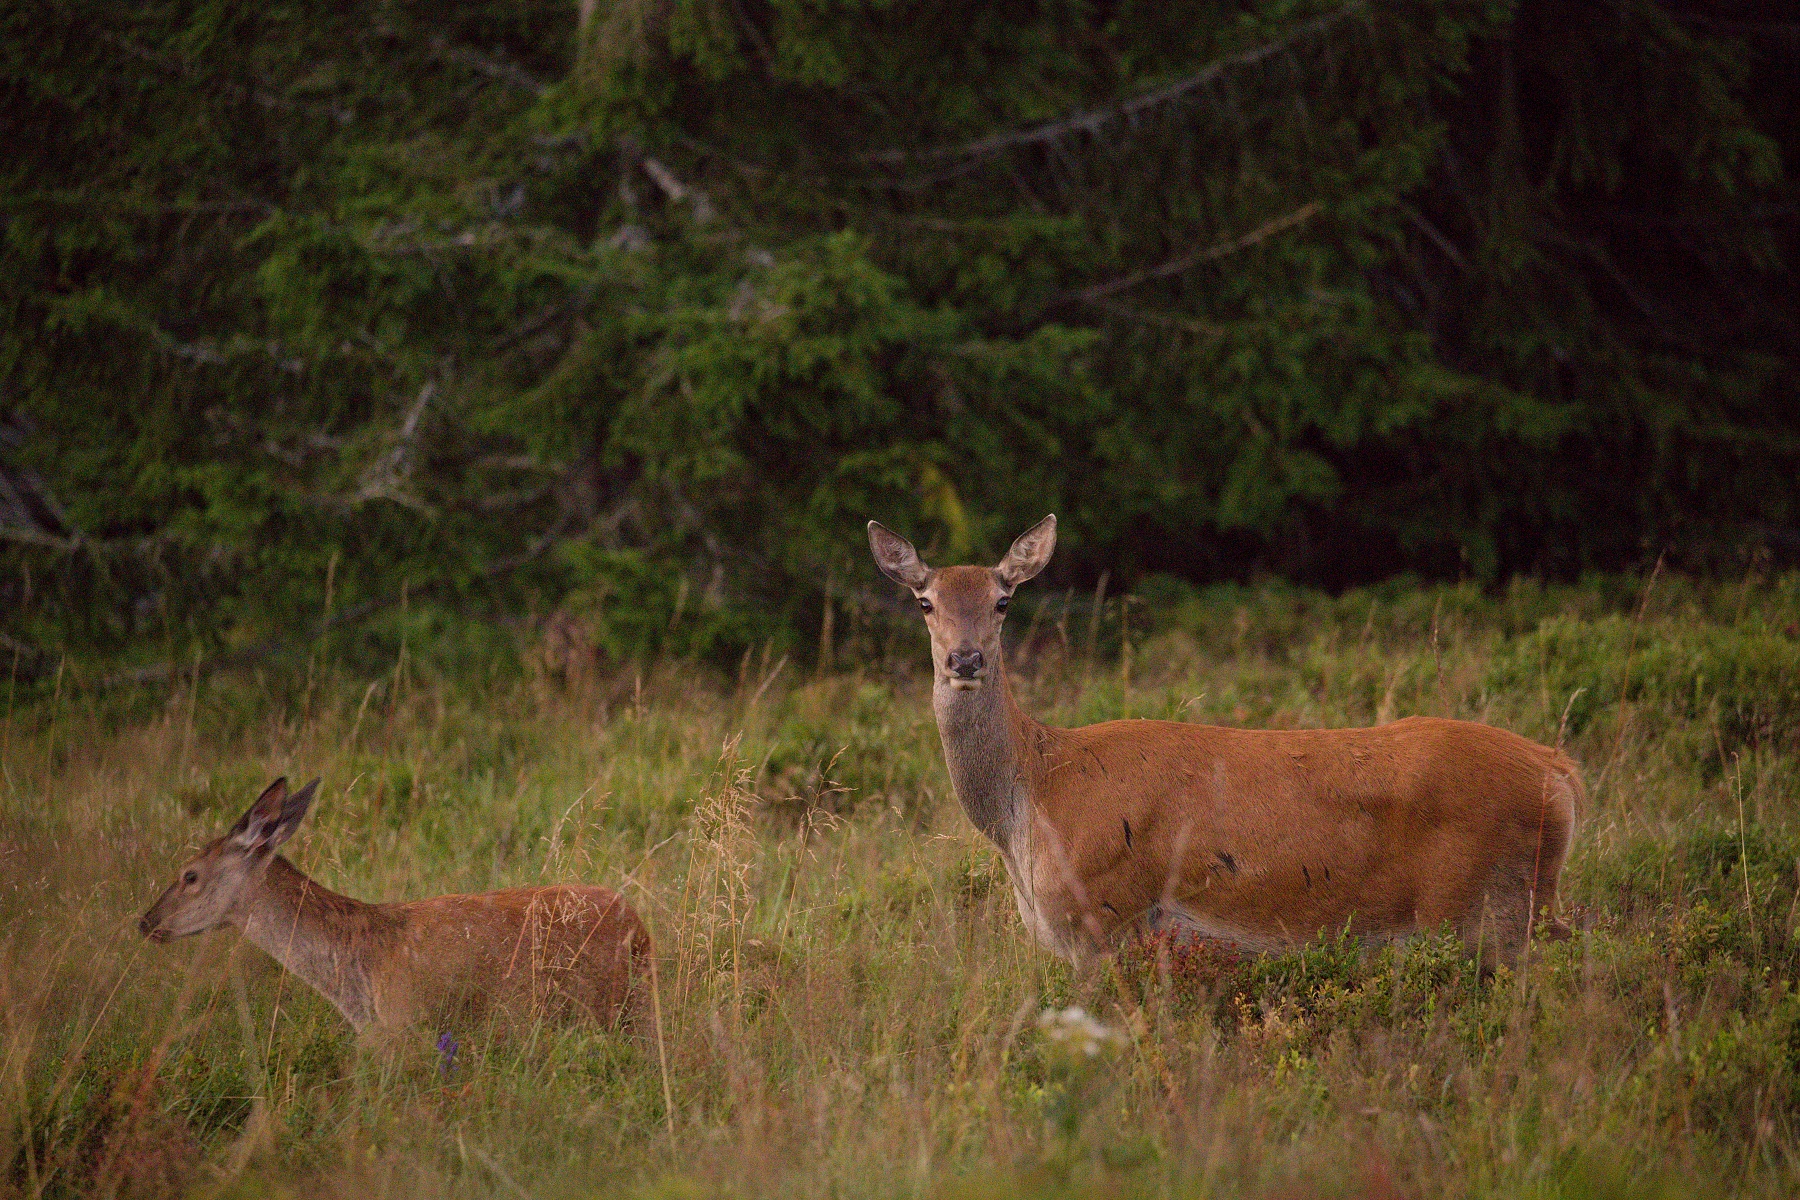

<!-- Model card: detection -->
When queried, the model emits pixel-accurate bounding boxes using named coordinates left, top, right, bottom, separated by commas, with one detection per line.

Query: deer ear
left=995, top=514, right=1056, bottom=589
left=867, top=521, right=932, bottom=590
left=229, top=777, right=317, bottom=853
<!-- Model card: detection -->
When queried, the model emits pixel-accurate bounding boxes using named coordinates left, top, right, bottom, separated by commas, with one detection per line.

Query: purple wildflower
left=437, top=1031, right=459, bottom=1078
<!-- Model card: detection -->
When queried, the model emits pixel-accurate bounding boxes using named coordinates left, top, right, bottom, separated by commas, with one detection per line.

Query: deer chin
left=946, top=676, right=985, bottom=691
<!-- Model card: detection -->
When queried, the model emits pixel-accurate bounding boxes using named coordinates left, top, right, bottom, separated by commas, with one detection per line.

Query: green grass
left=4, top=572, right=1800, bottom=1198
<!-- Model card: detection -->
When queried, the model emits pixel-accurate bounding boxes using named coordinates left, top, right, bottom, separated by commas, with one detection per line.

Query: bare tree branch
left=626, top=141, right=719, bottom=225
left=0, top=526, right=79, bottom=552
left=473, top=454, right=569, bottom=473
left=346, top=382, right=438, bottom=513
left=0, top=433, right=86, bottom=552
left=1543, top=229, right=1718, bottom=358
left=1072, top=202, right=1321, bottom=305
left=0, top=192, right=275, bottom=217
left=1399, top=202, right=1469, bottom=273
left=428, top=36, right=549, bottom=97
left=864, top=6, right=1361, bottom=166
left=492, top=291, right=595, bottom=351
left=475, top=485, right=556, bottom=512
left=97, top=31, right=356, bottom=122
left=0, top=525, right=172, bottom=556
left=1089, top=298, right=1226, bottom=337
left=0, top=632, right=45, bottom=664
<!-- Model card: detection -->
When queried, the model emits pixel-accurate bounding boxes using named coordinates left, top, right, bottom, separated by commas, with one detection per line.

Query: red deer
left=868, top=515, right=1577, bottom=969
left=140, top=778, right=650, bottom=1035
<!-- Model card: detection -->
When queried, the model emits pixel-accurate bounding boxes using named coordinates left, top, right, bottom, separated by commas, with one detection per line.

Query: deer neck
left=932, top=660, right=1040, bottom=846
left=232, top=856, right=388, bottom=1031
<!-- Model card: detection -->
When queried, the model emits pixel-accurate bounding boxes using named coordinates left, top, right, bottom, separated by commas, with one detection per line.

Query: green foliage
left=2, top=0, right=1796, bottom=680
left=1577, top=822, right=1800, bottom=977
left=761, top=679, right=942, bottom=820
left=1486, top=605, right=1800, bottom=754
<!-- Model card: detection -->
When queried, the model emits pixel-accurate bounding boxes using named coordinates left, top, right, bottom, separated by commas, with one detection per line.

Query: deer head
left=139, top=777, right=318, bottom=942
left=867, top=514, right=1056, bottom=691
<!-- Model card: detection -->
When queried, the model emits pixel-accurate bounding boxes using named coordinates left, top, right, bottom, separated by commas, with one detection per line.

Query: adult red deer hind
left=868, top=514, right=1578, bottom=969
left=141, top=777, right=650, bottom=1036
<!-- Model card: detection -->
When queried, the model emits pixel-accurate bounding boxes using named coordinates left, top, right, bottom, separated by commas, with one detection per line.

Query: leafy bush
left=1486, top=615, right=1800, bottom=753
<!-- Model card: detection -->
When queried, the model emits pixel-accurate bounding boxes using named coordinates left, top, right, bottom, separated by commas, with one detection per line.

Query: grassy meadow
left=5, top=572, right=1800, bottom=1199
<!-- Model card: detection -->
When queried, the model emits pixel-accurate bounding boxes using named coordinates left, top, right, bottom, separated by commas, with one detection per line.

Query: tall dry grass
left=3, top=573, right=1799, bottom=1198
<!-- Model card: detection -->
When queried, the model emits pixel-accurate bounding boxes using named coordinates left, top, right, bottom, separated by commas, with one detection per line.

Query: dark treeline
left=3, top=0, right=1797, bottom=675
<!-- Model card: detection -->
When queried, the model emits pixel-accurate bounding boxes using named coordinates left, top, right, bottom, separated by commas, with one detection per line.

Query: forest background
left=4, top=0, right=1799, bottom=677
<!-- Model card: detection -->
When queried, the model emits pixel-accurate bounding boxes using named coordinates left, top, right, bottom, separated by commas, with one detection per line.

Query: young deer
left=140, top=778, right=651, bottom=1036
left=869, top=514, right=1578, bottom=970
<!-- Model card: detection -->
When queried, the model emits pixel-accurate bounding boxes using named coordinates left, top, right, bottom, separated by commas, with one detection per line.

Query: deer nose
left=947, top=648, right=984, bottom=678
left=137, top=914, right=155, bottom=938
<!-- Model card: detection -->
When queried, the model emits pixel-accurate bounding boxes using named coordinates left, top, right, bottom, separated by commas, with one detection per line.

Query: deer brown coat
left=141, top=778, right=650, bottom=1036
left=870, top=515, right=1578, bottom=967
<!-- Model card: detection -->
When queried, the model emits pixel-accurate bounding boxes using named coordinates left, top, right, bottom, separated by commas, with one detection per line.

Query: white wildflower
left=1036, top=1005, right=1128, bottom=1058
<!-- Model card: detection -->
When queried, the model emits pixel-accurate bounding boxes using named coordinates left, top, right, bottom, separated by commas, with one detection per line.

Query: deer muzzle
left=946, top=648, right=985, bottom=685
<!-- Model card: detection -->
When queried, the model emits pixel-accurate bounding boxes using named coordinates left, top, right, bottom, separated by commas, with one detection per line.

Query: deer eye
left=995, top=596, right=1010, bottom=614
left=183, top=870, right=199, bottom=886
left=918, top=597, right=933, bottom=613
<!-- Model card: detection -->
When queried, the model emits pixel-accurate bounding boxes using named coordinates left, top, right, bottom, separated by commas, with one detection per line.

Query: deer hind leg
left=1456, top=861, right=1533, bottom=975
left=1531, top=867, right=1573, bottom=943
left=1530, top=773, right=1578, bottom=943
left=1485, top=773, right=1579, bottom=957
left=1460, top=851, right=1570, bottom=973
